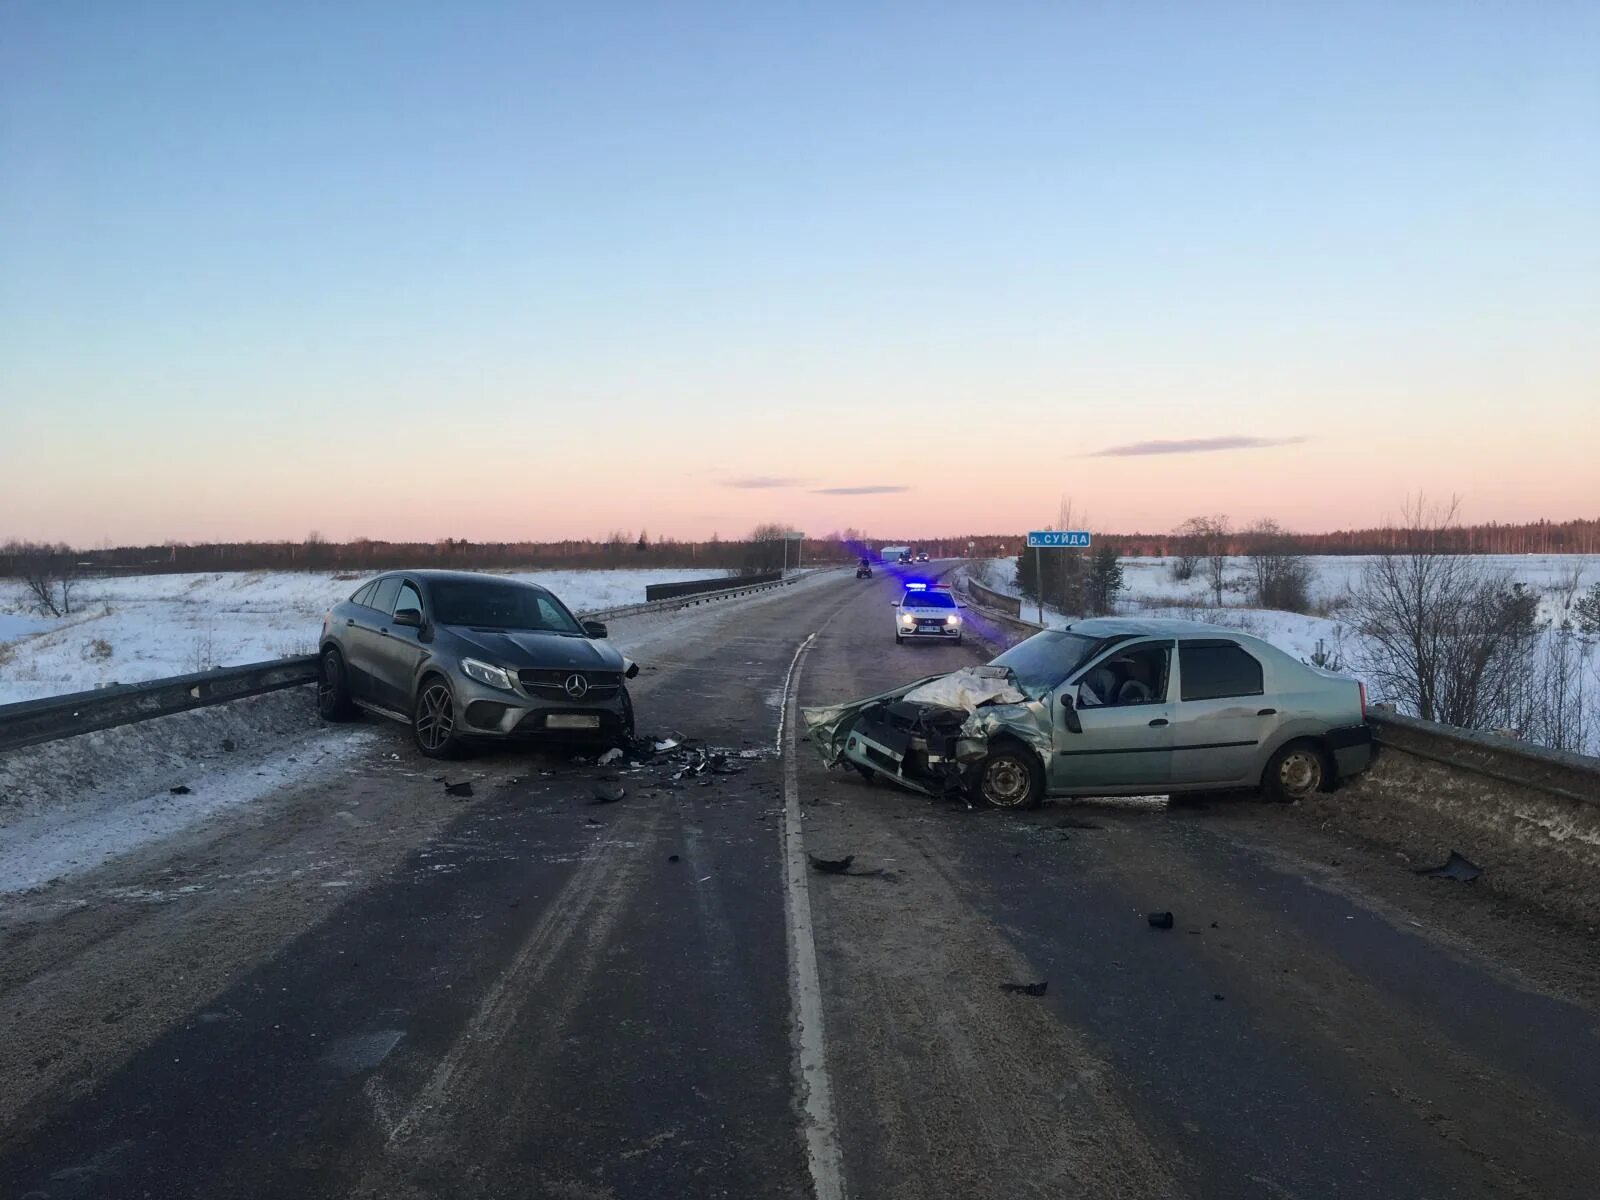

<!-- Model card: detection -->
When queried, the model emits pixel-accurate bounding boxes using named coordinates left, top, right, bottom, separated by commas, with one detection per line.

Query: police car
left=893, top=582, right=963, bottom=645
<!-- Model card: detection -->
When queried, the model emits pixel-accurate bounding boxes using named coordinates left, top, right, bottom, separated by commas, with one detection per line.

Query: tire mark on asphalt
left=364, top=802, right=659, bottom=1159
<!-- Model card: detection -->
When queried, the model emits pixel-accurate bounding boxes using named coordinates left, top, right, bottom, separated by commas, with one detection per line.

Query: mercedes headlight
left=461, top=657, right=515, bottom=691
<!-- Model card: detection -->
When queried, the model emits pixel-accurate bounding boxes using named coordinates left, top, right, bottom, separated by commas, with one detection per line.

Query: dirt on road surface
left=4, top=563, right=1599, bottom=1199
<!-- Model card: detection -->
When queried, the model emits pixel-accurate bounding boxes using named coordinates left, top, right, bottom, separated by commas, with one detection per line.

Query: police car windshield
left=904, top=590, right=955, bottom=608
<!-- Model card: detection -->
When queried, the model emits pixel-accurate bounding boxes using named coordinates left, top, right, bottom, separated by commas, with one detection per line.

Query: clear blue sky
left=3, top=1, right=1596, bottom=544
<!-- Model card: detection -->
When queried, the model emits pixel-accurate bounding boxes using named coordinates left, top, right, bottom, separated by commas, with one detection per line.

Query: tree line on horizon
left=2, top=515, right=1596, bottom=579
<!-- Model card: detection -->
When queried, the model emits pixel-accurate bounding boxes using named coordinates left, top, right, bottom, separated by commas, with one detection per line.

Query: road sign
left=784, top=531, right=804, bottom=540
left=1026, top=530, right=1091, bottom=549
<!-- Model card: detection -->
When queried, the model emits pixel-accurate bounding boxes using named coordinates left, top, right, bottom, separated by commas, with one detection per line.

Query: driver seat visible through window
left=1097, top=643, right=1170, bottom=706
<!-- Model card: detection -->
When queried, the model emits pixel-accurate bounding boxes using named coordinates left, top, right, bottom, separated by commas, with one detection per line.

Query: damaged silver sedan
left=803, top=619, right=1373, bottom=809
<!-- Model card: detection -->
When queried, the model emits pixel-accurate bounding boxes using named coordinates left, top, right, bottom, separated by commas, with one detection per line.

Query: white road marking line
left=780, top=632, right=847, bottom=1200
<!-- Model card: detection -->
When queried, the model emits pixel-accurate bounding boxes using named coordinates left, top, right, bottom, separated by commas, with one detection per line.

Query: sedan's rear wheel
left=413, top=677, right=461, bottom=759
left=317, top=649, right=356, bottom=721
left=1264, top=741, right=1328, bottom=801
left=970, top=744, right=1043, bottom=810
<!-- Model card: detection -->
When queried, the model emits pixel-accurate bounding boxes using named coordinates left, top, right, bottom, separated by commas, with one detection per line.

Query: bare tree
left=1246, top=519, right=1312, bottom=612
left=741, top=523, right=790, bottom=576
left=1551, top=561, right=1585, bottom=615
left=1347, top=496, right=1541, bottom=729
left=1176, top=516, right=1230, bottom=605
left=1512, top=623, right=1597, bottom=752
left=17, top=542, right=76, bottom=618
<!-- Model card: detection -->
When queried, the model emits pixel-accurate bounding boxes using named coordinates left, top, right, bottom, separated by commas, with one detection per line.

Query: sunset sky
left=3, top=2, right=1596, bottom=546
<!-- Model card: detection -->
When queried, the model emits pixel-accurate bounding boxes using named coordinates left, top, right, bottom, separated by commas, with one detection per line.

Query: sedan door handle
left=1257, top=708, right=1277, bottom=716
left=345, top=618, right=354, bottom=626
left=1148, top=718, right=1169, bottom=727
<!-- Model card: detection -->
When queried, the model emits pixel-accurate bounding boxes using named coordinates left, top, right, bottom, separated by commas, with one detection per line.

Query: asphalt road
left=3, top=565, right=1598, bottom=1199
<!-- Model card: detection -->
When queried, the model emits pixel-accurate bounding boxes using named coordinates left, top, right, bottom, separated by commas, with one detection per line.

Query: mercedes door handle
left=1148, top=718, right=1169, bottom=727
left=1257, top=708, right=1277, bottom=716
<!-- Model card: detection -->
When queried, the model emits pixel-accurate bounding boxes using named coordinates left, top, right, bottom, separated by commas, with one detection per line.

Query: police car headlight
left=947, top=615, right=960, bottom=626
left=900, top=613, right=915, bottom=626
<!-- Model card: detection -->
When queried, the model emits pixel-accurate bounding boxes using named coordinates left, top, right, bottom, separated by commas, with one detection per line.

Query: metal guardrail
left=1367, top=710, right=1600, bottom=808
left=962, top=575, right=1023, bottom=618
left=583, top=573, right=811, bottom=622
left=0, top=572, right=829, bottom=752
left=644, top=572, right=779, bottom=602
left=0, top=657, right=319, bottom=754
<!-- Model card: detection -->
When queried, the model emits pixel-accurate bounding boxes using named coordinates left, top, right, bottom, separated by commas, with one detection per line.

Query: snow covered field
left=0, top=568, right=737, bottom=705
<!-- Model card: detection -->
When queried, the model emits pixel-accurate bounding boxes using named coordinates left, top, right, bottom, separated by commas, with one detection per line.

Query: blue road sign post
left=1024, top=530, right=1093, bottom=624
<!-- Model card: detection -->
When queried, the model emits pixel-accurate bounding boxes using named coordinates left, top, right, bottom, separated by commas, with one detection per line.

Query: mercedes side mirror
left=392, top=608, right=423, bottom=629
left=583, top=620, right=608, bottom=639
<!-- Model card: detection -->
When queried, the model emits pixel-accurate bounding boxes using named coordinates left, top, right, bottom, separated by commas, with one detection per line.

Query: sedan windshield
left=992, top=631, right=1109, bottom=692
left=904, top=591, right=956, bottom=608
left=430, top=581, right=583, bottom=634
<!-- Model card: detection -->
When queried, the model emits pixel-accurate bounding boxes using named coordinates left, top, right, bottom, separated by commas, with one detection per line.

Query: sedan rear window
left=1179, top=641, right=1264, bottom=701
left=430, top=581, right=583, bottom=634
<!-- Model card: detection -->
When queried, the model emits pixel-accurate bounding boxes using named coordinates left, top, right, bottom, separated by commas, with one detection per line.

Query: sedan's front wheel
left=969, top=744, right=1043, bottom=810
left=413, top=677, right=462, bottom=759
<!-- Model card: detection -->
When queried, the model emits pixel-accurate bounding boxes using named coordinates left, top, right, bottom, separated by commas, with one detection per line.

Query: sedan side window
left=1179, top=641, right=1264, bottom=701
left=1079, top=642, right=1171, bottom=706
left=351, top=581, right=377, bottom=607
left=370, top=577, right=401, bottom=615
left=394, top=582, right=424, bottom=616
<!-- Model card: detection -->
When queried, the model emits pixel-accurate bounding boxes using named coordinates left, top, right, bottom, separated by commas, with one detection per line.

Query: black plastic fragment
left=809, top=853, right=855, bottom=875
left=444, top=781, right=473, bottom=798
left=999, top=981, right=1048, bottom=996
left=1415, top=851, right=1482, bottom=882
left=169, top=785, right=192, bottom=795
left=590, top=783, right=626, bottom=804
left=1147, top=911, right=1175, bottom=929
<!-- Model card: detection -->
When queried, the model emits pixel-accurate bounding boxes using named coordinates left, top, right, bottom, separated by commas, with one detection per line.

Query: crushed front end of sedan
left=802, top=665, right=1052, bottom=803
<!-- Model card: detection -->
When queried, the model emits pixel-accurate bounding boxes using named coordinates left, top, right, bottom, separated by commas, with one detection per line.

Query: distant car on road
left=318, top=570, right=638, bottom=757
left=856, top=557, right=874, bottom=578
left=915, top=552, right=930, bottom=563
left=823, top=618, right=1370, bottom=807
left=893, top=583, right=963, bottom=645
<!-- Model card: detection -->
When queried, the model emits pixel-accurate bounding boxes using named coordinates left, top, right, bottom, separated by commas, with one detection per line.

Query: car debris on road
left=999, top=980, right=1048, bottom=996
left=1416, top=850, right=1483, bottom=882
left=809, top=853, right=855, bottom=874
